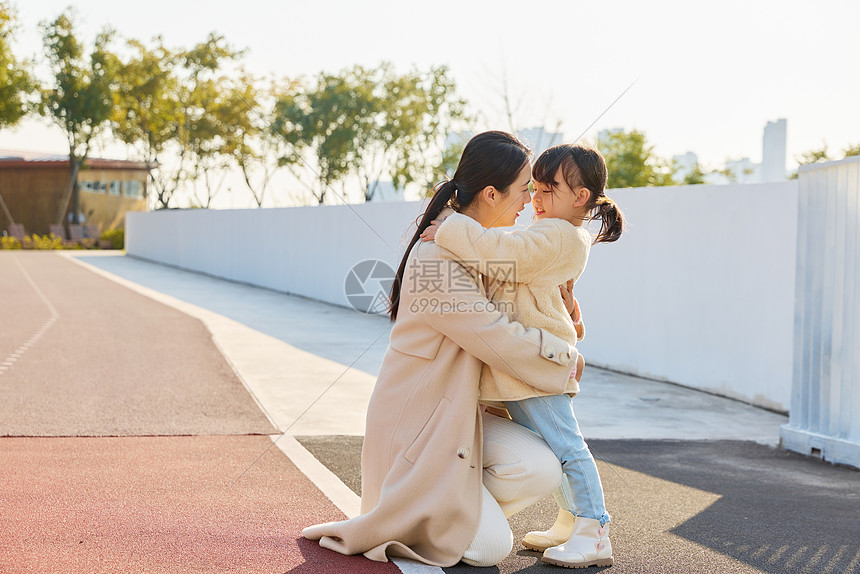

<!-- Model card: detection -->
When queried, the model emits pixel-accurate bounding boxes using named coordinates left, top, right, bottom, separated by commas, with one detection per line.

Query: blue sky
left=2, top=0, right=858, bottom=204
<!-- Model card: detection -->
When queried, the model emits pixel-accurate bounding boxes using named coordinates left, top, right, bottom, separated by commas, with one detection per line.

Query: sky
left=2, top=0, right=858, bottom=207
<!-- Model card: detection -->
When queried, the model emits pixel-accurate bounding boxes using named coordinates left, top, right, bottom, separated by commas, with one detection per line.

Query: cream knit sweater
left=434, top=210, right=591, bottom=401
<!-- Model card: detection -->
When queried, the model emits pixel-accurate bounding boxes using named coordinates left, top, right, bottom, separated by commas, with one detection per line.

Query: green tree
left=360, top=64, right=467, bottom=201
left=843, top=143, right=860, bottom=157
left=110, top=37, right=180, bottom=207
left=797, top=145, right=830, bottom=166
left=218, top=73, right=282, bottom=207
left=0, top=2, right=32, bottom=129
left=682, top=161, right=707, bottom=185
left=271, top=63, right=468, bottom=205
left=39, top=9, right=116, bottom=225
left=789, top=144, right=831, bottom=179
left=597, top=129, right=675, bottom=188
left=271, top=65, right=377, bottom=204
left=112, top=33, right=241, bottom=208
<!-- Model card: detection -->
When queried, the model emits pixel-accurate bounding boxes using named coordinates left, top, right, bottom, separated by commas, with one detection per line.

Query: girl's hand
left=420, top=219, right=445, bottom=242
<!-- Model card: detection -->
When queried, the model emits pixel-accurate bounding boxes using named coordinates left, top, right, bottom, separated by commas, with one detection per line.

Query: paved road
left=0, top=252, right=275, bottom=436
left=3, top=252, right=856, bottom=574
left=0, top=253, right=395, bottom=573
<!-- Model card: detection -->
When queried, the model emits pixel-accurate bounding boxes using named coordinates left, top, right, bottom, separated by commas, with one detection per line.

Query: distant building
left=701, top=118, right=788, bottom=185
left=0, top=150, right=148, bottom=235
left=518, top=127, right=563, bottom=157
left=673, top=151, right=699, bottom=181
left=725, top=157, right=760, bottom=183
left=761, top=118, right=787, bottom=182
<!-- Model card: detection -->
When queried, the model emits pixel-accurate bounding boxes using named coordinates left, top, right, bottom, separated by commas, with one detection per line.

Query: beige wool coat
left=303, top=237, right=576, bottom=567
left=434, top=212, right=591, bottom=401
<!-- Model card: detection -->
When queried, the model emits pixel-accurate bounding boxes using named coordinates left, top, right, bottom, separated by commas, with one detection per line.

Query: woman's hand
left=560, top=280, right=584, bottom=339
left=559, top=279, right=579, bottom=319
left=420, top=218, right=445, bottom=242
left=575, top=353, right=585, bottom=383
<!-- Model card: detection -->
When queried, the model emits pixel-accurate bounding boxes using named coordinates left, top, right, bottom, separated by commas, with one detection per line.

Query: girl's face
left=487, top=163, right=533, bottom=228
left=531, top=166, right=589, bottom=226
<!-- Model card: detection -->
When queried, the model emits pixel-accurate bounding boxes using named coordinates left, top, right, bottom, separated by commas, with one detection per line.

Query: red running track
left=0, top=435, right=399, bottom=573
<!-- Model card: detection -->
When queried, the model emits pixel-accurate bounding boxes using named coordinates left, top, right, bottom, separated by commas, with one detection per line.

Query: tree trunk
left=56, top=156, right=82, bottom=225
left=71, top=177, right=81, bottom=224
left=0, top=191, right=15, bottom=227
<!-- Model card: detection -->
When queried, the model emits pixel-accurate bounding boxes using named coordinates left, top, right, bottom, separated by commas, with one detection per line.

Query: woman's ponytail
left=388, top=180, right=457, bottom=321
left=592, top=195, right=624, bottom=244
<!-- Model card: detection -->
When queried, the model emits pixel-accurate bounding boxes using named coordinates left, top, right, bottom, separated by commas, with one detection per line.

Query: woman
left=303, top=132, right=578, bottom=567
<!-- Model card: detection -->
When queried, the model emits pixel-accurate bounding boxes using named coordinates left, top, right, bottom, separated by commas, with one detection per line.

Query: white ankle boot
left=541, top=516, right=613, bottom=568
left=521, top=508, right=576, bottom=552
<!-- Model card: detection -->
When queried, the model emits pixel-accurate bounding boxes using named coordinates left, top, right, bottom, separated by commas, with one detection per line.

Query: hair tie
left=450, top=180, right=461, bottom=203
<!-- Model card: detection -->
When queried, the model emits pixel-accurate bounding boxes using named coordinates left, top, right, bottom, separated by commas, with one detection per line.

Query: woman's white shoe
left=521, top=508, right=577, bottom=552
left=541, top=516, right=613, bottom=568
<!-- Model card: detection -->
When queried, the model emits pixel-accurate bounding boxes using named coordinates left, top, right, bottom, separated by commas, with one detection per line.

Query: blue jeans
left=505, top=394, right=610, bottom=525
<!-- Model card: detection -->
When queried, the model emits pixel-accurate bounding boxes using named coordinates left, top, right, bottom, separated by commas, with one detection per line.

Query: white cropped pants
left=460, top=412, right=563, bottom=567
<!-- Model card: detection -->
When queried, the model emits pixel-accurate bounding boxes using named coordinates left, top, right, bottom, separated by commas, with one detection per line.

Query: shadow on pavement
left=589, top=439, right=860, bottom=574
left=298, top=436, right=859, bottom=574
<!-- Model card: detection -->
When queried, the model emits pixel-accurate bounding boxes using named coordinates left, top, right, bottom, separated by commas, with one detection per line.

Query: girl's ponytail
left=592, top=195, right=624, bottom=244
left=388, top=180, right=457, bottom=321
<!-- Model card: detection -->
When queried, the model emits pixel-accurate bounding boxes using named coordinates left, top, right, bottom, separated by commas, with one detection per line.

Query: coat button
left=545, top=346, right=555, bottom=358
left=457, top=447, right=471, bottom=459
left=561, top=350, right=571, bottom=364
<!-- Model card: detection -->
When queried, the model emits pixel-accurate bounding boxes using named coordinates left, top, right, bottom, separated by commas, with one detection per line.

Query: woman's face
left=531, top=166, right=586, bottom=224
left=487, top=163, right=532, bottom=228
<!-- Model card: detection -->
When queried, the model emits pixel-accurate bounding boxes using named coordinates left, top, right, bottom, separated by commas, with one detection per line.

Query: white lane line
left=0, top=255, right=60, bottom=377
left=271, top=436, right=443, bottom=574
left=271, top=435, right=361, bottom=518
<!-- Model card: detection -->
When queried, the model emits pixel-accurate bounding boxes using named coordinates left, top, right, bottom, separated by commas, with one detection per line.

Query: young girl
left=421, top=144, right=623, bottom=569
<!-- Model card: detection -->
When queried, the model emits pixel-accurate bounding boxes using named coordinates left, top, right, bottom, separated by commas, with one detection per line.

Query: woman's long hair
left=388, top=131, right=530, bottom=321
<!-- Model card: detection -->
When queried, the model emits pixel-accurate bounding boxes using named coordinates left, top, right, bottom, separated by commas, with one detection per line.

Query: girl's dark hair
left=532, top=144, right=624, bottom=245
left=388, top=130, right=531, bottom=321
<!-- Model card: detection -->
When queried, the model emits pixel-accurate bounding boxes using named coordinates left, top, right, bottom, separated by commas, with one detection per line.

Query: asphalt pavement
left=299, top=436, right=860, bottom=573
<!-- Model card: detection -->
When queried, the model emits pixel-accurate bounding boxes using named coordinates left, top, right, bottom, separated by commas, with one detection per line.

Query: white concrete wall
left=127, top=201, right=426, bottom=308
left=574, top=182, right=798, bottom=412
left=128, top=180, right=799, bottom=411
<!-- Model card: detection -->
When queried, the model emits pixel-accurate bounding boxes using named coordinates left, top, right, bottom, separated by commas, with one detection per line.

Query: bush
left=101, top=228, right=124, bottom=250
left=1, top=231, right=121, bottom=250
left=33, top=234, right=65, bottom=250
left=1, top=236, right=21, bottom=250
left=14, top=234, right=66, bottom=250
